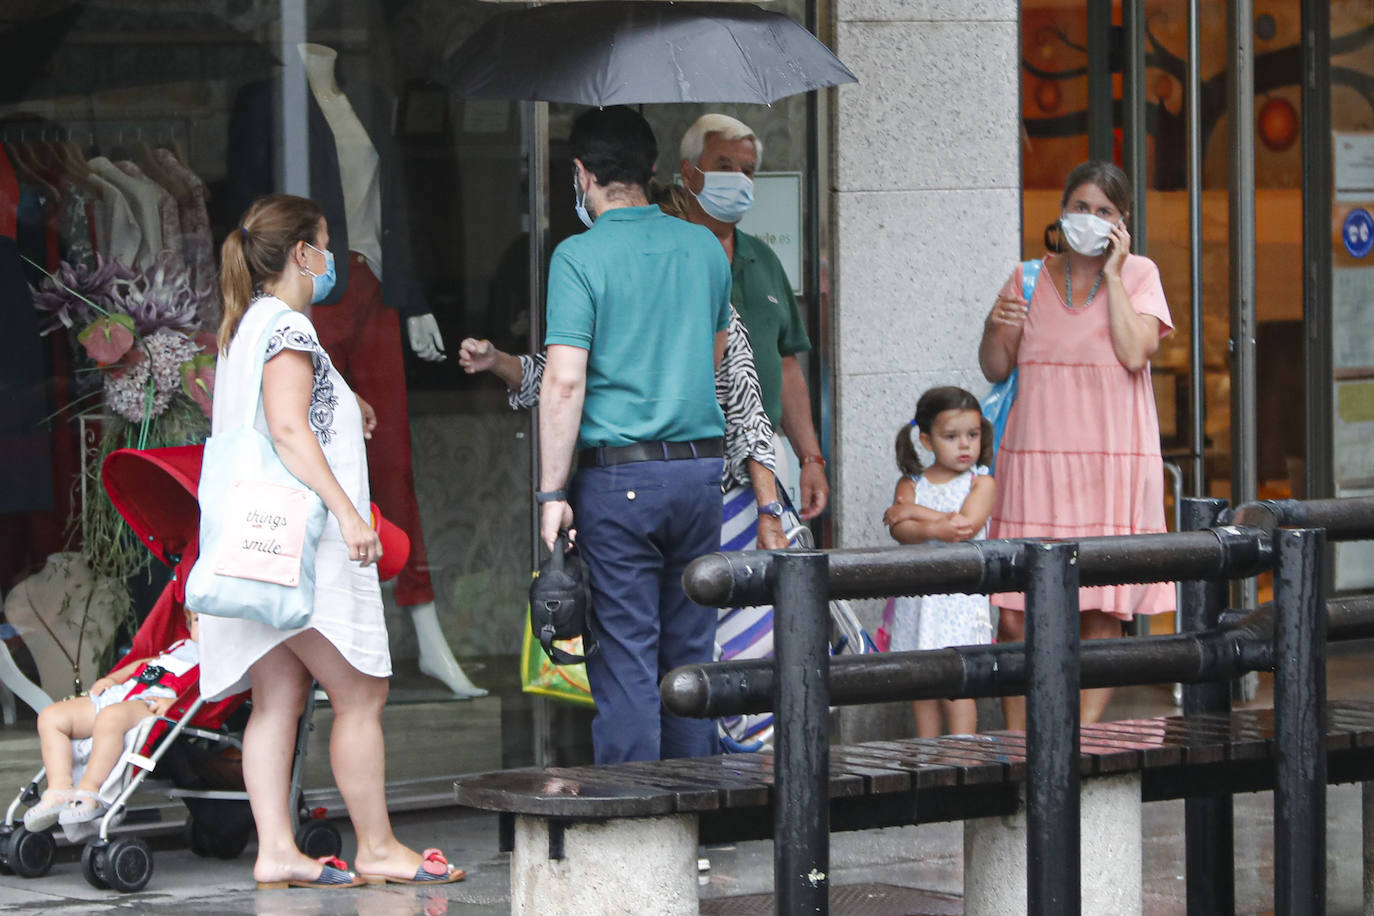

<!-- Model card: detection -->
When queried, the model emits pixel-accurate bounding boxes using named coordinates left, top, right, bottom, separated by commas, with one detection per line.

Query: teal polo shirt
left=545, top=205, right=732, bottom=450
left=730, top=229, right=811, bottom=428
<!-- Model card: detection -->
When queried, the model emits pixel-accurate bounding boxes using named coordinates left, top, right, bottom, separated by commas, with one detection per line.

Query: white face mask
left=1059, top=212, right=1117, bottom=256
left=692, top=168, right=755, bottom=223
left=573, top=167, right=594, bottom=229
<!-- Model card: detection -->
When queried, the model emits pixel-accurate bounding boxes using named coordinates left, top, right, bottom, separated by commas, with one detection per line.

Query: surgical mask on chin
left=573, top=172, right=594, bottom=229
left=692, top=169, right=754, bottom=223
left=304, top=243, right=336, bottom=303
left=1059, top=213, right=1116, bottom=257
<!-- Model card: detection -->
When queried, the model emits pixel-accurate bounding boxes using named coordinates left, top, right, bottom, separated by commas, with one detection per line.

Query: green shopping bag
left=519, top=612, right=595, bottom=708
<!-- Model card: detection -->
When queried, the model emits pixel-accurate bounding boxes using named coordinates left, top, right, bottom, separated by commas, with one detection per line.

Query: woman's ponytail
left=218, top=229, right=253, bottom=352
left=215, top=194, right=325, bottom=352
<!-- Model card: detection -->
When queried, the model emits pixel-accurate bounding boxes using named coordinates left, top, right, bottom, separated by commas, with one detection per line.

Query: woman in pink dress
left=979, top=161, right=1174, bottom=729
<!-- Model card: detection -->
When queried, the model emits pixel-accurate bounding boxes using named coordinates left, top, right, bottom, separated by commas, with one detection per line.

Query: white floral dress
left=198, top=297, right=391, bottom=701
left=890, top=466, right=993, bottom=652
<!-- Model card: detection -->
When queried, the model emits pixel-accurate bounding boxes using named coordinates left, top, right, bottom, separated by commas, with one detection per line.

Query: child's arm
left=947, top=475, right=997, bottom=541
left=91, top=657, right=150, bottom=695
left=886, top=479, right=961, bottom=544
left=147, top=695, right=177, bottom=717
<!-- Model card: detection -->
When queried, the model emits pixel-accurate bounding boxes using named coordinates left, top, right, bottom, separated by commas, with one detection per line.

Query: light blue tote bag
left=186, top=312, right=327, bottom=629
left=981, top=259, right=1041, bottom=473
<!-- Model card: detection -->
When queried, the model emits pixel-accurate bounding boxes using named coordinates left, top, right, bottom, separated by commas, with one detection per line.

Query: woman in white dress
left=205, top=194, right=463, bottom=889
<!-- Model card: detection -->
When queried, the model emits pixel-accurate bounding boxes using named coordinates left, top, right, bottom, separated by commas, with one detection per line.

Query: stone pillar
left=510, top=814, right=698, bottom=916
left=831, top=1, right=1022, bottom=552
left=1364, top=780, right=1374, bottom=915
left=963, top=773, right=1144, bottom=915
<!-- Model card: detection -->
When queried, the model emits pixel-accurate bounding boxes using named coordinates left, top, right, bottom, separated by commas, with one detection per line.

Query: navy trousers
left=572, top=456, right=724, bottom=763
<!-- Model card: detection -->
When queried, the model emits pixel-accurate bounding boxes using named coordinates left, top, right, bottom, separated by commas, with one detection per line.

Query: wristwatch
left=757, top=500, right=785, bottom=519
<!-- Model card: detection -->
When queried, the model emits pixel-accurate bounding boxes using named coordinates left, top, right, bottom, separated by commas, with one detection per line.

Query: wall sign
left=737, top=171, right=803, bottom=295
left=1343, top=208, right=1374, bottom=258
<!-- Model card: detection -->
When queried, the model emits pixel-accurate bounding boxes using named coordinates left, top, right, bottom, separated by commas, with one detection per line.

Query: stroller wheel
left=294, top=818, right=341, bottom=860
left=103, top=837, right=154, bottom=893
left=185, top=815, right=251, bottom=860
left=0, top=824, right=13, bottom=875
left=5, top=826, right=55, bottom=878
left=81, top=842, right=110, bottom=889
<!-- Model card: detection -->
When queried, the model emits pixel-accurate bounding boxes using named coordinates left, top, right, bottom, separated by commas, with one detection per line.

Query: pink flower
left=78, top=315, right=136, bottom=366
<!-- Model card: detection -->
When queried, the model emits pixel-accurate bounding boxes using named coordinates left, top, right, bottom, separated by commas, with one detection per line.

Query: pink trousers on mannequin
left=312, top=253, right=434, bottom=606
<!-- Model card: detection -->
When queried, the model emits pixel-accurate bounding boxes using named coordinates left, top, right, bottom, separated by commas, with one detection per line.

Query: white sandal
left=57, top=790, right=106, bottom=826
left=23, top=788, right=74, bottom=832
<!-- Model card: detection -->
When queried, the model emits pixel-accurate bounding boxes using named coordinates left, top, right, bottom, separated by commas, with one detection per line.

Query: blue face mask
left=691, top=168, right=754, bottom=224
left=573, top=168, right=594, bottom=230
left=304, top=243, right=336, bottom=303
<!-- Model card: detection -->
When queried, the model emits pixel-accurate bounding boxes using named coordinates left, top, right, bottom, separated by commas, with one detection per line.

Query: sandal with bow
left=255, top=855, right=366, bottom=890
left=359, top=848, right=466, bottom=885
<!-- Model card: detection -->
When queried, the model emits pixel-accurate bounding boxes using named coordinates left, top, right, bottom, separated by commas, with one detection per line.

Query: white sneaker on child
left=22, top=789, right=73, bottom=832
left=57, top=790, right=106, bottom=827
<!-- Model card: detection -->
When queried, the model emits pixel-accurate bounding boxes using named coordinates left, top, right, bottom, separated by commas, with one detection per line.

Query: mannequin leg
left=408, top=602, right=486, bottom=698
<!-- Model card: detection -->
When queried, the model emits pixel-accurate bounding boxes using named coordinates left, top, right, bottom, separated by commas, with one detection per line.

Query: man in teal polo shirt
left=537, top=106, right=732, bottom=764
left=679, top=114, right=831, bottom=522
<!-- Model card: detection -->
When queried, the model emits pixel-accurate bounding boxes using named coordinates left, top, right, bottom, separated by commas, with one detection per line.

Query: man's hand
left=756, top=514, right=788, bottom=550
left=540, top=500, right=575, bottom=553
left=356, top=395, right=377, bottom=439
left=797, top=461, right=829, bottom=520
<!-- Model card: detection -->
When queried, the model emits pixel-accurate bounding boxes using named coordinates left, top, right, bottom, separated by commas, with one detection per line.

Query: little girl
left=23, top=611, right=200, bottom=833
left=882, top=386, right=996, bottom=737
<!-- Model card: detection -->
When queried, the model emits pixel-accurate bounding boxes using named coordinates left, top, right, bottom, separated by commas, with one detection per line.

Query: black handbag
left=529, top=533, right=596, bottom=665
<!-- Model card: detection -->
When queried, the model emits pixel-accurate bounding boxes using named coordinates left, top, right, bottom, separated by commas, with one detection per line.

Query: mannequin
left=3, top=553, right=120, bottom=703
left=297, top=43, right=483, bottom=698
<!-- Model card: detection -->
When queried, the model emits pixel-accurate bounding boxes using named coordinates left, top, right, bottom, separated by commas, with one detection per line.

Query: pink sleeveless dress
left=989, top=253, right=1175, bottom=620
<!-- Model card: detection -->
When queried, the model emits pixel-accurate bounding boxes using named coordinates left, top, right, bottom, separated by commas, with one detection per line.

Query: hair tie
left=239, top=226, right=249, bottom=239
left=908, top=418, right=919, bottom=427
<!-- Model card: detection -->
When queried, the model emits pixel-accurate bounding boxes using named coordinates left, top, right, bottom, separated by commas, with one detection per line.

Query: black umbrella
left=446, top=1, right=856, bottom=106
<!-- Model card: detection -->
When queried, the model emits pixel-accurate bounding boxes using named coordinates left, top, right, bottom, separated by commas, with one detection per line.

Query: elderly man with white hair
left=679, top=113, right=830, bottom=522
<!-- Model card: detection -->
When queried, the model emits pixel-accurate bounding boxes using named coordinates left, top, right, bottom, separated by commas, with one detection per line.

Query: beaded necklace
left=1064, top=252, right=1105, bottom=309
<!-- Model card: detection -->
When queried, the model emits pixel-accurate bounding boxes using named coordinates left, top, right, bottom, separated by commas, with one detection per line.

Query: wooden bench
left=455, top=700, right=1374, bottom=916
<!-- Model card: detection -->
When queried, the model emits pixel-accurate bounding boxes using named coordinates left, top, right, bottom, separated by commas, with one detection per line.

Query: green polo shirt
left=545, top=205, right=732, bottom=450
left=730, top=229, right=811, bottom=428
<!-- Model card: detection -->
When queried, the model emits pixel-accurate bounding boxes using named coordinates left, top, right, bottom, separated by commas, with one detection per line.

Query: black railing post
left=772, top=550, right=831, bottom=916
left=1025, top=540, right=1081, bottom=915
left=1273, top=527, right=1327, bottom=916
left=1179, top=496, right=1234, bottom=915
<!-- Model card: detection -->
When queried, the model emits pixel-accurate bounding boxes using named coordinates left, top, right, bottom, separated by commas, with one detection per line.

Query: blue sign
left=1344, top=208, right=1374, bottom=258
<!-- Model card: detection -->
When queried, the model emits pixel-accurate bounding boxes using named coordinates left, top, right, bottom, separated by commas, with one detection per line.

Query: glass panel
left=1329, top=2, right=1374, bottom=590
left=0, top=0, right=536, bottom=773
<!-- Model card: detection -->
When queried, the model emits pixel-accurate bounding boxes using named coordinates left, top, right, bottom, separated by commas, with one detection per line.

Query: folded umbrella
left=447, top=0, right=856, bottom=106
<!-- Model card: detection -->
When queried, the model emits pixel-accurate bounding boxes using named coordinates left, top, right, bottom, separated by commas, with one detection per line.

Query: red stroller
left=0, top=445, right=385, bottom=891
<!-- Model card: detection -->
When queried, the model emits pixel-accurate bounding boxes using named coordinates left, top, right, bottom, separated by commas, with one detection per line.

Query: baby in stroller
left=24, top=610, right=200, bottom=833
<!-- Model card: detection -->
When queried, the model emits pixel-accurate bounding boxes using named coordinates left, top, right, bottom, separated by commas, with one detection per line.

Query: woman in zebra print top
left=458, top=303, right=786, bottom=549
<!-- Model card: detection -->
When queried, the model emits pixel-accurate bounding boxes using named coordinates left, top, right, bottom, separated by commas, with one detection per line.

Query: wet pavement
left=0, top=784, right=1367, bottom=915
left=5, top=654, right=1374, bottom=914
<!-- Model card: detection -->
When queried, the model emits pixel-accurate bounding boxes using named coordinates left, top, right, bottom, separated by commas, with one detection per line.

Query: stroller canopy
left=102, top=446, right=202, bottom=569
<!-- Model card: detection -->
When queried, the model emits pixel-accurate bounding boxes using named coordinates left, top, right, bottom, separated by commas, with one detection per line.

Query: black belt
left=578, top=437, right=724, bottom=468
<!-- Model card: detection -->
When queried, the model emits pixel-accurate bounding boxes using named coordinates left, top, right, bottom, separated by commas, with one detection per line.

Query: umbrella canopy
left=447, top=1, right=856, bottom=106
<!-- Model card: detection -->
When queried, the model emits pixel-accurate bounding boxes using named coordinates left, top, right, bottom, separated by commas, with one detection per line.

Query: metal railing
left=667, top=496, right=1374, bottom=916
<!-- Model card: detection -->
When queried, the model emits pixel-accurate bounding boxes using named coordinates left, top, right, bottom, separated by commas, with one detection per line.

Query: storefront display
left=0, top=0, right=822, bottom=775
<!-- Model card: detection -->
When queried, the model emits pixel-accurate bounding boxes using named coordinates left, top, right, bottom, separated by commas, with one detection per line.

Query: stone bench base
left=965, top=772, right=1142, bottom=916
left=511, top=814, right=698, bottom=916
